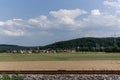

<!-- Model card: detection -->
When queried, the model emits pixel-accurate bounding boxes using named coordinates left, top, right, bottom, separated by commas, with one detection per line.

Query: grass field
left=0, top=52, right=120, bottom=70
left=0, top=52, right=120, bottom=61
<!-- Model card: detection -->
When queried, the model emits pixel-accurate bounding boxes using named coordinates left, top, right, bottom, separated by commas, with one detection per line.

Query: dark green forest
left=44, top=37, right=120, bottom=52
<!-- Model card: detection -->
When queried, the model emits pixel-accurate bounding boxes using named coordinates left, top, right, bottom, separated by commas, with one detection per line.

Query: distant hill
left=0, top=44, right=44, bottom=52
left=44, top=37, right=120, bottom=52
left=0, top=44, right=28, bottom=51
left=44, top=37, right=118, bottom=48
left=1, top=37, right=120, bottom=52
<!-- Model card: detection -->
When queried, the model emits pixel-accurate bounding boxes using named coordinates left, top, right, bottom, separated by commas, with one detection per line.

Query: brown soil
left=0, top=60, right=120, bottom=70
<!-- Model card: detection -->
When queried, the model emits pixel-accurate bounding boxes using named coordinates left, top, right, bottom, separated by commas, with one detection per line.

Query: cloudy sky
left=0, top=0, right=119, bottom=46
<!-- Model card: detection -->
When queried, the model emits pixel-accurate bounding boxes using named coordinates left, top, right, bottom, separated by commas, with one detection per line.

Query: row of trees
left=0, top=46, right=120, bottom=53
left=76, top=46, right=120, bottom=52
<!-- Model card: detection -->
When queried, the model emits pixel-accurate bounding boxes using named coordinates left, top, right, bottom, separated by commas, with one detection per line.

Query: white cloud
left=91, top=9, right=101, bottom=16
left=13, top=18, right=22, bottom=21
left=2, top=30, right=24, bottom=36
left=0, top=8, right=120, bottom=38
left=28, top=15, right=51, bottom=29
left=82, top=14, right=118, bottom=27
left=50, top=9, right=86, bottom=25
left=50, top=9, right=86, bottom=19
left=0, top=9, right=88, bottom=36
left=0, top=19, right=24, bottom=27
left=0, top=19, right=26, bottom=36
left=0, top=21, right=5, bottom=26
left=104, top=0, right=120, bottom=9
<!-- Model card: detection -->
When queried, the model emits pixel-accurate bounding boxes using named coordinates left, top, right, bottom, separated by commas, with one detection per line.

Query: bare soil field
left=0, top=60, right=120, bottom=70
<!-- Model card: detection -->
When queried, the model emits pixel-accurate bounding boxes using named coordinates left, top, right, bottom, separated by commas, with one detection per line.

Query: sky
left=0, top=0, right=119, bottom=46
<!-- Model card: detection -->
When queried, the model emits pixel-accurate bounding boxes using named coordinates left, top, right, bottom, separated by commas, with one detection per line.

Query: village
left=11, top=48, right=76, bottom=54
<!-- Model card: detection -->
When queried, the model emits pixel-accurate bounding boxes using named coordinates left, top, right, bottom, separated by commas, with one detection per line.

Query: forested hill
left=44, top=37, right=120, bottom=51
left=1, top=37, right=120, bottom=52
left=0, top=44, right=29, bottom=51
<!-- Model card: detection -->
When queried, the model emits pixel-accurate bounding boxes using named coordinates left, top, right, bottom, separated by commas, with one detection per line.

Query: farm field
left=0, top=60, right=120, bottom=70
left=0, top=52, right=119, bottom=61
left=0, top=52, right=120, bottom=70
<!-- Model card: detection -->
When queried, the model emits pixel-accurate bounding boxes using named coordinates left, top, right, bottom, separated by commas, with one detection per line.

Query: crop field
left=0, top=52, right=120, bottom=70
left=0, top=52, right=119, bottom=61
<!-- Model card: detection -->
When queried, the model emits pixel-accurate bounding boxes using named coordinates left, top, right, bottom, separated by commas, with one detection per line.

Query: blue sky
left=0, top=0, right=103, bottom=20
left=0, top=0, right=119, bottom=46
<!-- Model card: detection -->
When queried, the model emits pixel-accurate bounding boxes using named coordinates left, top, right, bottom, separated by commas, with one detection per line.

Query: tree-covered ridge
left=44, top=37, right=120, bottom=52
left=45, top=37, right=119, bottom=48
left=0, top=37, right=120, bottom=52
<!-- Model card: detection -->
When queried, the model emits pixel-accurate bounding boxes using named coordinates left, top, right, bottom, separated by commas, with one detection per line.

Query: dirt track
left=0, top=60, right=120, bottom=70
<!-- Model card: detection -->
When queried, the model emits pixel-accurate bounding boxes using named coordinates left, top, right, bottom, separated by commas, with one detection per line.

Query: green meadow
left=0, top=52, right=119, bottom=61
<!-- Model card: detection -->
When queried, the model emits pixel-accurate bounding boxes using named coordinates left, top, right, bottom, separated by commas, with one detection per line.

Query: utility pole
left=112, top=33, right=118, bottom=47
left=111, top=33, right=118, bottom=47
left=102, top=39, right=105, bottom=52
